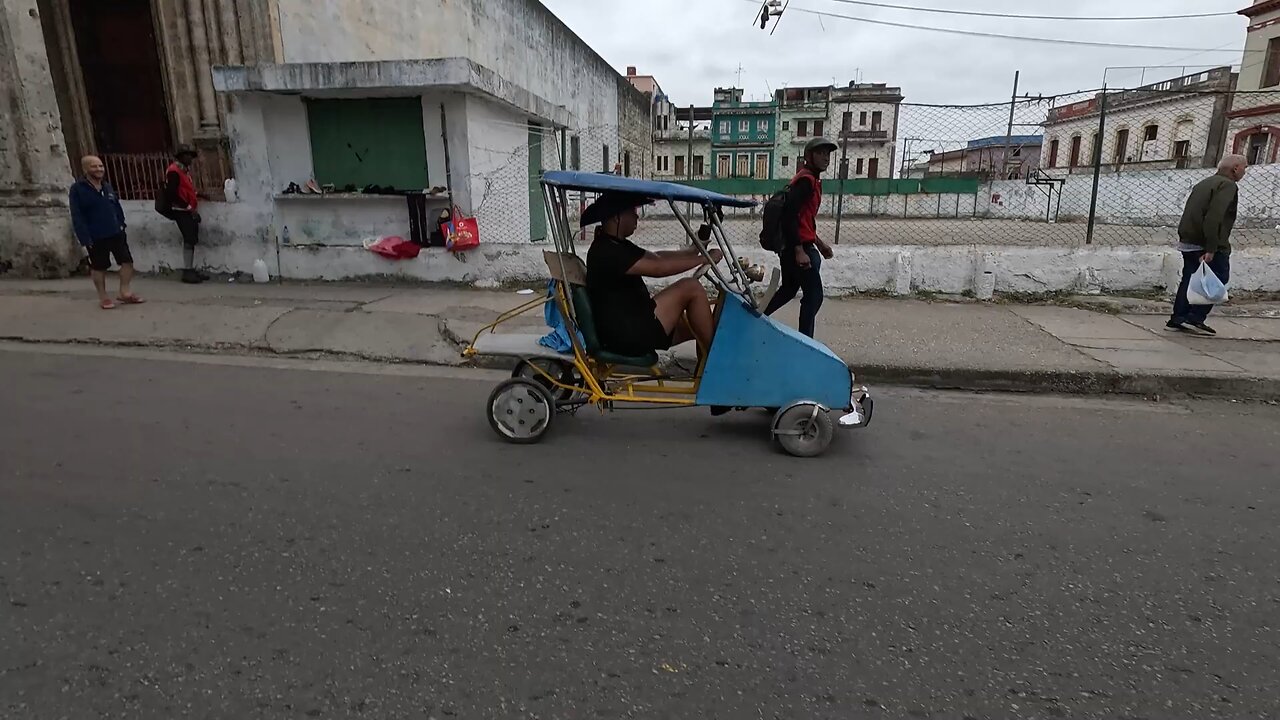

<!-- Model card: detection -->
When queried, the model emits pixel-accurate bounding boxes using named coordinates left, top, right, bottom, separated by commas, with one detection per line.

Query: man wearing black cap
left=762, top=136, right=836, bottom=338
left=162, top=145, right=206, bottom=284
left=583, top=192, right=722, bottom=358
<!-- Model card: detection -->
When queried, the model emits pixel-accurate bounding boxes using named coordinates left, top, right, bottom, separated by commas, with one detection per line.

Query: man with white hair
left=1168, top=154, right=1246, bottom=335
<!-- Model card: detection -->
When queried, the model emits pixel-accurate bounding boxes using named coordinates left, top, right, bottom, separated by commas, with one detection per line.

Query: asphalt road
left=2, top=346, right=1279, bottom=720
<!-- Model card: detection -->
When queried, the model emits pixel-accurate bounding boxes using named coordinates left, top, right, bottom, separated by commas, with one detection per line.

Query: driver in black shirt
left=583, top=192, right=722, bottom=359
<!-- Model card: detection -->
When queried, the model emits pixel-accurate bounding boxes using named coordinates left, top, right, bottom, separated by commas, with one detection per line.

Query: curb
left=5, top=332, right=1276, bottom=403
left=858, top=364, right=1280, bottom=402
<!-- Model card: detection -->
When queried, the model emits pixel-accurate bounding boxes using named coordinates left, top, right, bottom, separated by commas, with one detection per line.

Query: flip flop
left=116, top=294, right=146, bottom=305
left=99, top=299, right=116, bottom=310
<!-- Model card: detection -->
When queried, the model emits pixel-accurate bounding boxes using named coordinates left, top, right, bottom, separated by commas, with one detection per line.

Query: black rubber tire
left=487, top=378, right=556, bottom=444
left=774, top=404, right=834, bottom=458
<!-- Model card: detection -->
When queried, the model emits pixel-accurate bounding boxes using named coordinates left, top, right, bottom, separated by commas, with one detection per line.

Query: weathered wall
left=1044, top=93, right=1223, bottom=171
left=112, top=213, right=1280, bottom=296
left=0, top=0, right=80, bottom=277
left=273, top=0, right=625, bottom=135
left=981, top=163, right=1280, bottom=226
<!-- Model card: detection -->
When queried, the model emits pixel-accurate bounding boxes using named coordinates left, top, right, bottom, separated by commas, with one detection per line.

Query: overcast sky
left=538, top=0, right=1249, bottom=106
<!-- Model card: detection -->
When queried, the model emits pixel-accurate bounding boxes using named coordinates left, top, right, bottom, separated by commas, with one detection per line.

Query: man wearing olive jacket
left=1167, top=154, right=1247, bottom=335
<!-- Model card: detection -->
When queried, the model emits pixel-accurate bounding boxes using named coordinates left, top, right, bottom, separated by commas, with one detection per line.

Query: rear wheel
left=773, top=403, right=834, bottom=458
left=487, top=378, right=555, bottom=444
left=512, top=359, right=583, bottom=405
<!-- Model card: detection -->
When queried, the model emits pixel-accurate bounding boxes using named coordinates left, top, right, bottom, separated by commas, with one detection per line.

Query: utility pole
left=1003, top=70, right=1019, bottom=180
left=1085, top=87, right=1108, bottom=245
left=687, top=104, right=694, bottom=181
left=834, top=94, right=852, bottom=245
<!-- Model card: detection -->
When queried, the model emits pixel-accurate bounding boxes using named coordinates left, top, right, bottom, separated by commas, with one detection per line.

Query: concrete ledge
left=212, top=58, right=575, bottom=127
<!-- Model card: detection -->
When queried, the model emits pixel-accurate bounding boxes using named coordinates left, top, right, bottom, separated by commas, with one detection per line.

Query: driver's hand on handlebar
left=706, top=248, right=724, bottom=264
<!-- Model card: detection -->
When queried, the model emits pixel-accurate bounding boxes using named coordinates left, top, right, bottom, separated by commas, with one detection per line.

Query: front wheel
left=773, top=403, right=834, bottom=458
left=487, top=378, right=555, bottom=444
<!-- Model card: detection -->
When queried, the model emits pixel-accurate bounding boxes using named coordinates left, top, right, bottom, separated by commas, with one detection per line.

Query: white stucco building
left=1227, top=0, right=1280, bottom=164
left=1043, top=67, right=1236, bottom=176
left=774, top=82, right=903, bottom=180
left=2, top=0, right=652, bottom=280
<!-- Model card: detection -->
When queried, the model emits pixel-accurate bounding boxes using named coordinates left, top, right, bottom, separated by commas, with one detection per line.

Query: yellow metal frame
left=464, top=283, right=724, bottom=409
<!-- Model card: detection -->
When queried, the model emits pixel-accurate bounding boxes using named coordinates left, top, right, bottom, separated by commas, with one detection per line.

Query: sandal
left=99, top=299, right=116, bottom=310
left=116, top=294, right=146, bottom=305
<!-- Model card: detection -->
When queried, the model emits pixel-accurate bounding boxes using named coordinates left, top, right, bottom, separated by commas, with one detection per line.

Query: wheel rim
left=786, top=417, right=821, bottom=449
left=775, top=404, right=832, bottom=456
left=491, top=383, right=551, bottom=439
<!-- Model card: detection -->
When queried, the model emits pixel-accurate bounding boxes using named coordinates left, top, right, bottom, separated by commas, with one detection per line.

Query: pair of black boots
left=181, top=269, right=209, bottom=284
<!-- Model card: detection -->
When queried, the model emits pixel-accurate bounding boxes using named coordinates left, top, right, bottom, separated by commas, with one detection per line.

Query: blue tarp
left=537, top=281, right=583, bottom=353
left=541, top=170, right=757, bottom=209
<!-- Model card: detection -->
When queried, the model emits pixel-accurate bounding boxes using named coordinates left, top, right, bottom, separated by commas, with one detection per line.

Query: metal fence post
left=1085, top=87, right=1108, bottom=245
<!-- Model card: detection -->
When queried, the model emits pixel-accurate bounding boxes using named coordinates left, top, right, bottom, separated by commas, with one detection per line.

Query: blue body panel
left=695, top=295, right=853, bottom=409
left=542, top=171, right=756, bottom=209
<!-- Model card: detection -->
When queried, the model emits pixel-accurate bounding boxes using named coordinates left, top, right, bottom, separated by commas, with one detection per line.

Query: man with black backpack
left=760, top=137, right=836, bottom=338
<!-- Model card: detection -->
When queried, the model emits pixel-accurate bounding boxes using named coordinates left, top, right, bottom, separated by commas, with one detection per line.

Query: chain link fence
left=460, top=81, right=1280, bottom=251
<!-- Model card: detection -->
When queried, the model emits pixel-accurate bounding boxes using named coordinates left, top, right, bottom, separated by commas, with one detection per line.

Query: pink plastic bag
left=364, top=236, right=420, bottom=260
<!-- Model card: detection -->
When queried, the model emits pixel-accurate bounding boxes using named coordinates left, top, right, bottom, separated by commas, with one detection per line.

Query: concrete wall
left=114, top=209, right=1280, bottom=295
left=981, top=162, right=1280, bottom=226
left=0, top=0, right=82, bottom=277
left=1238, top=4, right=1280, bottom=94
left=273, top=0, right=625, bottom=133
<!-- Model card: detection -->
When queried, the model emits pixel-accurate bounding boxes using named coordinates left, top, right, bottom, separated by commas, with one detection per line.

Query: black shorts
left=175, top=212, right=200, bottom=247
left=86, top=232, right=133, bottom=271
left=604, top=314, right=674, bottom=356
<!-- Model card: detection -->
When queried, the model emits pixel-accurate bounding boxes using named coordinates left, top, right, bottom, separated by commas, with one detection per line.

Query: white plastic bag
left=1187, top=261, right=1228, bottom=306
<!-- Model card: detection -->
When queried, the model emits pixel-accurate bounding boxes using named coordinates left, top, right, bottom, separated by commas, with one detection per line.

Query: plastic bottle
left=223, top=178, right=239, bottom=202
left=282, top=225, right=291, bottom=246
left=252, top=258, right=270, bottom=284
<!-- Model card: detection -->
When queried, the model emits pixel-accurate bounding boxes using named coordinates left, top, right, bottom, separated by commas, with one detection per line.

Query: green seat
left=569, top=285, right=660, bottom=368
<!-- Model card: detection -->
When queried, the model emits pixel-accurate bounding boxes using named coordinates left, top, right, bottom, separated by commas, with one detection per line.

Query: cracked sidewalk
left=1, top=277, right=1278, bottom=401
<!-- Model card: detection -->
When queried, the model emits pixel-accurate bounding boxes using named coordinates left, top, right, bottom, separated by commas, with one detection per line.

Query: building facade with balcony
left=710, top=88, right=777, bottom=179
left=923, top=135, right=1042, bottom=180
left=1227, top=0, right=1280, bottom=164
left=1043, top=67, right=1236, bottom=175
left=774, top=82, right=902, bottom=180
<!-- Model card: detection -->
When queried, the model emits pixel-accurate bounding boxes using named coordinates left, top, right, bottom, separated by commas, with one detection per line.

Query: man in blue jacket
left=69, top=156, right=143, bottom=309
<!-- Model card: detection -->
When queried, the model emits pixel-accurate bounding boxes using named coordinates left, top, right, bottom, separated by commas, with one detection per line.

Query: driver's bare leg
left=654, top=278, right=713, bottom=355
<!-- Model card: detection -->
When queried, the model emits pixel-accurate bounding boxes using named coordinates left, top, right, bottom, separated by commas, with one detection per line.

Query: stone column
left=0, top=0, right=80, bottom=277
left=185, top=0, right=220, bottom=134
left=219, top=0, right=242, bottom=65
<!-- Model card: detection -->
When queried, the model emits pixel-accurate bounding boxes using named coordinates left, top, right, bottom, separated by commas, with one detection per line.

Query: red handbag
left=445, top=206, right=480, bottom=252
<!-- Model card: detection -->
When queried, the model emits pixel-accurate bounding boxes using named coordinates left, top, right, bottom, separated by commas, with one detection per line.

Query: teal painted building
left=710, top=87, right=777, bottom=180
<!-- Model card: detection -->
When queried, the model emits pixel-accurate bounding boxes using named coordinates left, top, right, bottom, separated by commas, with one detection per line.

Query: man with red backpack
left=762, top=137, right=836, bottom=338
left=159, top=145, right=206, bottom=284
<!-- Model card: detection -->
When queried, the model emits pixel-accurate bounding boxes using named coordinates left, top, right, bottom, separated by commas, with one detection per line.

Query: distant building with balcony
left=774, top=81, right=903, bottom=179
left=1227, top=1, right=1280, bottom=164
left=1043, top=67, right=1236, bottom=174
left=626, top=66, right=711, bottom=180
left=922, top=136, right=1042, bottom=180
left=710, top=87, right=777, bottom=179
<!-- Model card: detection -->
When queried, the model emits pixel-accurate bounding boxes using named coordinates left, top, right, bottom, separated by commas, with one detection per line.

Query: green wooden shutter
left=306, top=98, right=428, bottom=190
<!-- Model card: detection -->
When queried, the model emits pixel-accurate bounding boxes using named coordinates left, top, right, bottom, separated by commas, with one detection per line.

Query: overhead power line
left=819, top=0, right=1237, bottom=22
left=752, top=1, right=1260, bottom=53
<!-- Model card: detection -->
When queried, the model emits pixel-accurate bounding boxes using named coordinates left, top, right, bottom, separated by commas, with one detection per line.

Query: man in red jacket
left=762, top=137, right=836, bottom=338
left=164, top=145, right=206, bottom=284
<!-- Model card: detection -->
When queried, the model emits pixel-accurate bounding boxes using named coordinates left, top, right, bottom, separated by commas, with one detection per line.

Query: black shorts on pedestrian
left=175, top=213, right=200, bottom=247
left=86, top=232, right=133, bottom=271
